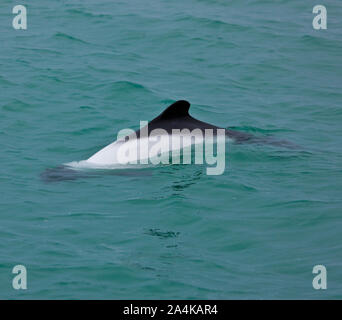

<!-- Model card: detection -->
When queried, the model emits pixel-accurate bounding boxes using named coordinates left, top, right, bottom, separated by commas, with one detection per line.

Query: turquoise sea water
left=1, top=0, right=342, bottom=299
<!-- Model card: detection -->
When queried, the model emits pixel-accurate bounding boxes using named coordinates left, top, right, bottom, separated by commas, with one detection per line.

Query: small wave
left=228, top=126, right=294, bottom=135
left=110, top=80, right=146, bottom=90
left=2, top=99, right=34, bottom=112
left=176, top=15, right=251, bottom=32
left=94, top=80, right=154, bottom=99
left=15, top=46, right=63, bottom=56
left=0, top=75, right=15, bottom=87
left=53, top=32, right=89, bottom=45
left=66, top=8, right=113, bottom=20
left=300, top=34, right=342, bottom=50
left=263, top=199, right=331, bottom=210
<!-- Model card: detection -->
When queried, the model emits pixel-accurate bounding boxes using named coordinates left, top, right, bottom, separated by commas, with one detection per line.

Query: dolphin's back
left=135, top=100, right=253, bottom=142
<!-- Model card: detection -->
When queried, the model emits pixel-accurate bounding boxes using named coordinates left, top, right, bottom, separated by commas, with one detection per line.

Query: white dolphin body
left=66, top=100, right=228, bottom=174
left=85, top=132, right=207, bottom=167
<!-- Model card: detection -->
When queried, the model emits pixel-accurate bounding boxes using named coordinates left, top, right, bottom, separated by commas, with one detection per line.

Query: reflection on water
left=146, top=228, right=180, bottom=239
left=171, top=168, right=203, bottom=192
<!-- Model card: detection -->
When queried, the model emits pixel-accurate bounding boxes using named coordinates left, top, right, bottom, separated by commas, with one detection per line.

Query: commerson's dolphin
left=41, top=100, right=298, bottom=182
left=84, top=100, right=252, bottom=166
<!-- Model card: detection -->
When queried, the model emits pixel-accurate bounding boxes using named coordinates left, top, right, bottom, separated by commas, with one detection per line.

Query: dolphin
left=41, top=100, right=298, bottom=181
left=85, top=100, right=253, bottom=166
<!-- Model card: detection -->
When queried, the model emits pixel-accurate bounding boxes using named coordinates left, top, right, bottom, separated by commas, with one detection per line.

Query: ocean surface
left=1, top=0, right=342, bottom=299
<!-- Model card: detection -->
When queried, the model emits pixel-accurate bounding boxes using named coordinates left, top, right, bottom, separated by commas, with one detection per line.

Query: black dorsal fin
left=158, top=100, right=190, bottom=119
